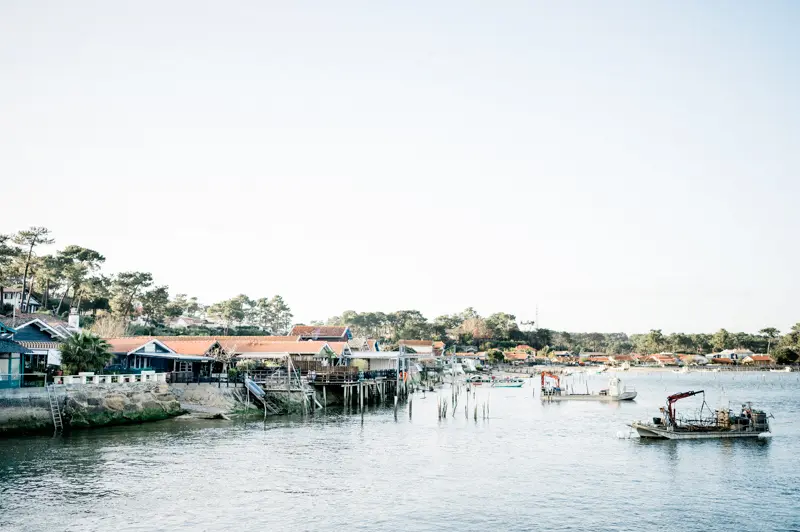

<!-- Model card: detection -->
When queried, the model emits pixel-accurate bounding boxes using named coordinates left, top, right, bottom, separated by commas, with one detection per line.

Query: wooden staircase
left=47, top=384, right=64, bottom=435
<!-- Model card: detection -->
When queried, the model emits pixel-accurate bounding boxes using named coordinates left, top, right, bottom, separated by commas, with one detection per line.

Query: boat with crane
left=630, top=390, right=771, bottom=439
left=540, top=372, right=637, bottom=401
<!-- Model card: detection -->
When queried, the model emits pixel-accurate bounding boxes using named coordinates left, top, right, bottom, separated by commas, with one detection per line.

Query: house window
left=131, top=356, right=150, bottom=369
left=177, top=361, right=193, bottom=372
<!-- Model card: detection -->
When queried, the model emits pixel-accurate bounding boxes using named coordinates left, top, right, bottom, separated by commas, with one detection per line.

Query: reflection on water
left=1, top=372, right=799, bottom=532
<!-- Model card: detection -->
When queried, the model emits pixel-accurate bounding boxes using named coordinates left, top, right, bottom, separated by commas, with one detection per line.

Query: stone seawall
left=0, top=388, right=52, bottom=435
left=0, top=383, right=184, bottom=436
left=65, top=383, right=183, bottom=428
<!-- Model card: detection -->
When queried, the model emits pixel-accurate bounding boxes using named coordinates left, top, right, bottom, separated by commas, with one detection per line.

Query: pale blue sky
left=1, top=1, right=798, bottom=333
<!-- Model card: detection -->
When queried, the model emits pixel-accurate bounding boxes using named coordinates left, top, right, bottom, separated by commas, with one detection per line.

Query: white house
left=711, top=349, right=754, bottom=361
left=1, top=287, right=41, bottom=312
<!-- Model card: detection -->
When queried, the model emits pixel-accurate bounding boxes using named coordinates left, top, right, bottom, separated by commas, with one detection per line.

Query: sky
left=1, top=1, right=799, bottom=334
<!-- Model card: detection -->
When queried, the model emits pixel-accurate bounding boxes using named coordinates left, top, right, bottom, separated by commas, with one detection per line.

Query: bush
left=774, top=346, right=799, bottom=365
left=487, top=349, right=505, bottom=364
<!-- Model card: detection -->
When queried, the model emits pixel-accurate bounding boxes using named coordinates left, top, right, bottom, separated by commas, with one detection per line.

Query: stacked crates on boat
left=752, top=410, right=769, bottom=432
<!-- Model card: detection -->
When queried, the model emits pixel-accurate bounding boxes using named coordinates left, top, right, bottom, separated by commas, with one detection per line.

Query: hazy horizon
left=2, top=2, right=798, bottom=334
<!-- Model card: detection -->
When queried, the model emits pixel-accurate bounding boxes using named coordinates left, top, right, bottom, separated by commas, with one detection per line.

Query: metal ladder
left=47, top=384, right=64, bottom=435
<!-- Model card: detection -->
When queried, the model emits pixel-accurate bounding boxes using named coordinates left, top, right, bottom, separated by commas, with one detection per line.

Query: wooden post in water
left=323, top=386, right=327, bottom=409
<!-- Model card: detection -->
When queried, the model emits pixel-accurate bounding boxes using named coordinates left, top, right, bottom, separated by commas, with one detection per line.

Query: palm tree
left=60, top=332, right=112, bottom=374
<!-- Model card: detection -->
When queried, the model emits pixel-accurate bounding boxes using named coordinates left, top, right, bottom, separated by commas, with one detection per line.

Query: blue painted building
left=0, top=313, right=78, bottom=378
left=0, top=322, right=31, bottom=389
left=106, top=338, right=217, bottom=380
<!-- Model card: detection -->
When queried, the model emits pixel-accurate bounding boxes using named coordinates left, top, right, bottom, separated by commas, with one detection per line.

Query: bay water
left=1, top=371, right=799, bottom=532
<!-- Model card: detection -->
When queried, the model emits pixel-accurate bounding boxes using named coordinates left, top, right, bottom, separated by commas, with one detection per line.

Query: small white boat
left=770, top=367, right=792, bottom=373
left=541, top=375, right=637, bottom=401
left=491, top=377, right=525, bottom=388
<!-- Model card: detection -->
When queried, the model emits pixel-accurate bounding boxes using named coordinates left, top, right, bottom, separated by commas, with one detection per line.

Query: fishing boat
left=491, top=377, right=525, bottom=388
left=630, top=390, right=771, bottom=440
left=540, top=373, right=637, bottom=401
left=466, top=374, right=492, bottom=385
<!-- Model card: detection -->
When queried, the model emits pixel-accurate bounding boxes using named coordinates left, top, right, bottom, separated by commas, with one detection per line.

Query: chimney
left=68, top=308, right=80, bottom=329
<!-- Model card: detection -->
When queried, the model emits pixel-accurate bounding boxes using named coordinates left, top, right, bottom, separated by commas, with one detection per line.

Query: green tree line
left=310, top=310, right=800, bottom=364
left=0, top=226, right=292, bottom=336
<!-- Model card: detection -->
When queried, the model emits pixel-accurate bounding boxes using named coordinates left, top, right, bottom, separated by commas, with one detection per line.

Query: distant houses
left=742, top=355, right=773, bottom=366
left=290, top=326, right=352, bottom=342
left=398, top=339, right=445, bottom=356
left=710, top=348, right=754, bottom=362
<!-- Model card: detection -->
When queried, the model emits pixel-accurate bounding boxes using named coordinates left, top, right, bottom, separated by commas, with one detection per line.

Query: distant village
left=0, top=301, right=788, bottom=390
left=1, top=225, right=798, bottom=388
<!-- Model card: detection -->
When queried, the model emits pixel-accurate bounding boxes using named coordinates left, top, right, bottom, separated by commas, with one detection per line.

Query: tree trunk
left=19, top=242, right=35, bottom=312
left=0, top=286, right=4, bottom=314
left=43, top=279, right=49, bottom=312
left=56, top=285, right=70, bottom=315
left=24, top=274, right=36, bottom=312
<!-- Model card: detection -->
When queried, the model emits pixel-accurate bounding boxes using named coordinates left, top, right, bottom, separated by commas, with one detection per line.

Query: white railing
left=52, top=371, right=167, bottom=385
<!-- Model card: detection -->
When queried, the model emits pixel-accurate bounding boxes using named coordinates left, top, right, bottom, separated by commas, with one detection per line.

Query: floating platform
left=543, top=391, right=637, bottom=401
left=630, top=423, right=767, bottom=440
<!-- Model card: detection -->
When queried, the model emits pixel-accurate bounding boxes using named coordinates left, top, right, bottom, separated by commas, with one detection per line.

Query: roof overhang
left=236, top=352, right=291, bottom=360
left=18, top=319, right=68, bottom=340
left=346, top=351, right=416, bottom=360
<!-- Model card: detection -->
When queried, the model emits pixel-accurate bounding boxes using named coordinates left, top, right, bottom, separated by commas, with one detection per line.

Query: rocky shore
left=63, top=383, right=184, bottom=428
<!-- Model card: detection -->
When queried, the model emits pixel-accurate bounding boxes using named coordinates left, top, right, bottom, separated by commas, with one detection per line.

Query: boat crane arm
left=541, top=371, right=560, bottom=388
left=666, top=390, right=704, bottom=425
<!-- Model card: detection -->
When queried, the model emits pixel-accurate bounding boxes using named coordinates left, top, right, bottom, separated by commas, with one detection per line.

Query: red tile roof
left=747, top=355, right=773, bottom=362
left=162, top=339, right=219, bottom=356
left=399, top=340, right=434, bottom=347
left=105, top=337, right=220, bottom=356
left=106, top=337, right=155, bottom=353
left=214, top=336, right=299, bottom=352
left=711, top=357, right=734, bottom=364
left=290, top=326, right=348, bottom=338
left=233, top=341, right=332, bottom=355
left=504, top=352, right=527, bottom=361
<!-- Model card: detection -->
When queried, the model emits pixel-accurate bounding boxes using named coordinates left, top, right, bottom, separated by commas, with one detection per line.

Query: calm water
left=1, top=371, right=799, bottom=532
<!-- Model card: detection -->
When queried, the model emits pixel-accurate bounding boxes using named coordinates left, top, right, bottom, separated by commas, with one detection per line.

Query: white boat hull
left=631, top=423, right=766, bottom=440
left=543, top=391, right=637, bottom=401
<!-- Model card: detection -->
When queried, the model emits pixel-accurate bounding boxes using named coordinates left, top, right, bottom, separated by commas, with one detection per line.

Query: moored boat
left=467, top=374, right=492, bottom=385
left=491, top=377, right=525, bottom=388
left=540, top=373, right=637, bottom=401
left=630, top=390, right=771, bottom=440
